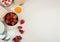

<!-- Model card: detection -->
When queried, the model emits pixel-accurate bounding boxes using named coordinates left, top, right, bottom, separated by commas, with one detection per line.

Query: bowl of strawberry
left=1, top=0, right=13, bottom=7
left=4, top=12, right=18, bottom=26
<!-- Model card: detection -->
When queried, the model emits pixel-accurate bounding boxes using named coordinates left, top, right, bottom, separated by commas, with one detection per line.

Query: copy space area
left=23, top=0, right=60, bottom=42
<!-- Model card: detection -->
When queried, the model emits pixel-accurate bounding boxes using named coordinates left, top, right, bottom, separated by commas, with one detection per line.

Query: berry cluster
left=13, top=20, right=25, bottom=42
left=4, top=12, right=18, bottom=26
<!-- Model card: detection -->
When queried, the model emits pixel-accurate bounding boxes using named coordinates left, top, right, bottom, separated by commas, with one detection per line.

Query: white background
left=22, top=0, right=60, bottom=42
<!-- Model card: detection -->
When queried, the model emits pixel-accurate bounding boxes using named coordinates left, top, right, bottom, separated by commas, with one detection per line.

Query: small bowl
left=0, top=0, right=13, bottom=7
left=14, top=6, right=23, bottom=14
left=4, top=12, right=18, bottom=26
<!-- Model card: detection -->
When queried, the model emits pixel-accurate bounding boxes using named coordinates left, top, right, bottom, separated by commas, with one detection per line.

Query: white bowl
left=0, top=0, right=13, bottom=7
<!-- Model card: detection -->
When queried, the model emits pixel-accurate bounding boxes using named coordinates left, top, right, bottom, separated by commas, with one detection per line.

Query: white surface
left=7, top=30, right=16, bottom=38
left=21, top=0, right=60, bottom=42
left=0, top=21, right=5, bottom=34
left=0, top=0, right=60, bottom=42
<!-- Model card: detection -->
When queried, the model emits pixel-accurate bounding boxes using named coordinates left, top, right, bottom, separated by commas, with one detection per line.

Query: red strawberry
left=2, top=0, right=5, bottom=2
left=8, top=0, right=10, bottom=2
left=18, top=26, right=23, bottom=30
left=6, top=16, right=10, bottom=20
left=13, top=18, right=17, bottom=21
left=10, top=12, right=14, bottom=17
left=6, top=20, right=10, bottom=25
left=4, top=1, right=9, bottom=5
left=13, top=36, right=22, bottom=42
left=20, top=20, right=25, bottom=25
left=10, top=19, right=13, bottom=22
left=19, top=30, right=24, bottom=34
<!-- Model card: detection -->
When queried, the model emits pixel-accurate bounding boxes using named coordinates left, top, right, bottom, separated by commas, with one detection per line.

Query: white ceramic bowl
left=0, top=0, right=13, bottom=7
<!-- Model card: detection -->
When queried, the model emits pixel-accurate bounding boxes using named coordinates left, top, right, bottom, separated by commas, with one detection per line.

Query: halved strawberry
left=10, top=12, right=14, bottom=17
left=19, top=30, right=24, bottom=34
left=18, top=26, right=23, bottom=30
left=4, top=1, right=9, bottom=5
left=13, top=36, right=22, bottom=42
left=6, top=16, right=10, bottom=20
left=13, top=18, right=17, bottom=21
left=10, top=19, right=13, bottom=22
left=2, top=0, right=6, bottom=2
left=8, top=0, right=10, bottom=2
